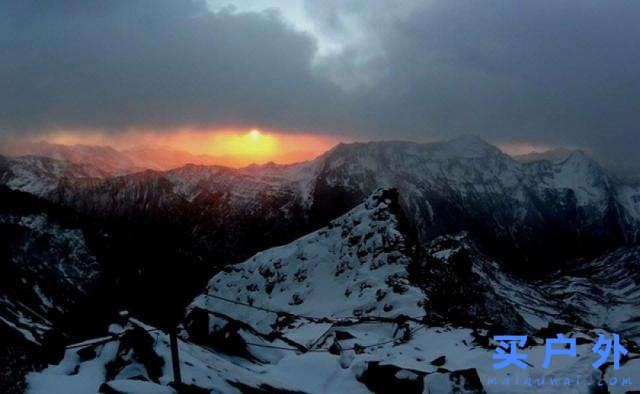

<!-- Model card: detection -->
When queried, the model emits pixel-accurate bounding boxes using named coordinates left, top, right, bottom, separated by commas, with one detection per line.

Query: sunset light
left=212, top=129, right=278, bottom=161
left=38, top=128, right=343, bottom=168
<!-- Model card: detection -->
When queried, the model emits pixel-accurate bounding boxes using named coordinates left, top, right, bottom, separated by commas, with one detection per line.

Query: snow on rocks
left=188, top=188, right=426, bottom=341
left=0, top=155, right=106, bottom=197
left=0, top=211, right=100, bottom=345
left=29, top=317, right=640, bottom=394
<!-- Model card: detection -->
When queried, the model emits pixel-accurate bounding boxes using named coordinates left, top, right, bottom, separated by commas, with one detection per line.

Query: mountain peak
left=320, top=137, right=504, bottom=169
left=189, top=187, right=425, bottom=335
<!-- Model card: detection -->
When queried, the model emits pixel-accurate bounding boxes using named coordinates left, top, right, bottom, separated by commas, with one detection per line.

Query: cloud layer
left=1, top=0, right=348, bottom=133
left=2, top=0, right=639, bottom=162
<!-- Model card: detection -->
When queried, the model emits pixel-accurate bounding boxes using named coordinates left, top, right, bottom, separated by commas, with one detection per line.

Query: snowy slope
left=616, top=183, right=640, bottom=241
left=525, top=150, right=612, bottom=208
left=545, top=247, right=640, bottom=341
left=0, top=155, right=106, bottom=197
left=189, top=188, right=426, bottom=336
left=27, top=310, right=640, bottom=393
left=419, top=232, right=640, bottom=343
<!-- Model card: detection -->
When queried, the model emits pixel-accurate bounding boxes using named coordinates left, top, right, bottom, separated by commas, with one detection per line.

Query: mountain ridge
left=2, top=136, right=639, bottom=275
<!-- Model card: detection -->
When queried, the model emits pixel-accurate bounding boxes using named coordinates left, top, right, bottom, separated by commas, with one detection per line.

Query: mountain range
left=0, top=141, right=226, bottom=175
left=1, top=136, right=640, bottom=393
left=3, top=136, right=639, bottom=271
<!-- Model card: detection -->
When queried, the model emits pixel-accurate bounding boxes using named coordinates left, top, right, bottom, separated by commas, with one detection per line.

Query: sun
left=249, top=129, right=261, bottom=141
left=207, top=129, right=278, bottom=165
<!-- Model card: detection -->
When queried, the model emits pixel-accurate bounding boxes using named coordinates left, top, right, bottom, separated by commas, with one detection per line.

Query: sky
left=1, top=0, right=639, bottom=165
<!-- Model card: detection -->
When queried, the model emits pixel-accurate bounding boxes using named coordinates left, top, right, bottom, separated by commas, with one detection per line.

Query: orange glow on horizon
left=212, top=129, right=278, bottom=161
left=37, top=128, right=345, bottom=168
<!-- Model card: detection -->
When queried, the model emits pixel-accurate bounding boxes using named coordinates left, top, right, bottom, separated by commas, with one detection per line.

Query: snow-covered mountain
left=4, top=136, right=636, bottom=274
left=26, top=188, right=640, bottom=393
left=187, top=187, right=640, bottom=344
left=1, top=137, right=638, bottom=334
left=0, top=142, right=143, bottom=176
left=0, top=141, right=225, bottom=175
left=0, top=155, right=107, bottom=196
left=177, top=187, right=640, bottom=392
left=312, top=139, right=640, bottom=268
left=417, top=233, right=640, bottom=343
left=188, top=188, right=425, bottom=335
left=0, top=187, right=101, bottom=393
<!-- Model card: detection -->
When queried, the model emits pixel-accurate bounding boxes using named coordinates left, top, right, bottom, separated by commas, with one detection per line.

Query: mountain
left=186, top=187, right=640, bottom=344
left=0, top=141, right=143, bottom=175
left=311, top=139, right=640, bottom=269
left=0, top=155, right=107, bottom=197
left=26, top=188, right=640, bottom=393
left=0, top=187, right=102, bottom=393
left=417, top=232, right=640, bottom=342
left=515, top=147, right=640, bottom=184
left=0, top=147, right=637, bottom=305
left=187, top=188, right=425, bottom=336
left=1, top=141, right=225, bottom=175
left=2, top=136, right=639, bottom=278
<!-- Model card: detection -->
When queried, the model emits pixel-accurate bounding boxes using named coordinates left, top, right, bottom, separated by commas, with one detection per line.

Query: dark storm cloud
left=308, top=0, right=640, bottom=160
left=1, top=0, right=639, bottom=162
left=0, top=0, right=349, bottom=134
